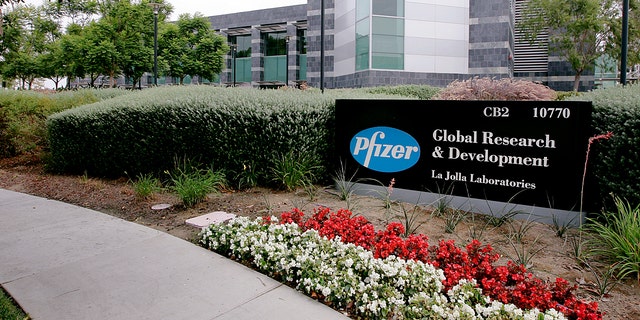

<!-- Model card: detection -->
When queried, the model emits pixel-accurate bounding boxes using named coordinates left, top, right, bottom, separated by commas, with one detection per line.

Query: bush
left=569, top=84, right=640, bottom=208
left=0, top=89, right=130, bottom=157
left=269, top=150, right=322, bottom=191
left=361, top=84, right=441, bottom=100
left=168, top=159, right=226, bottom=207
left=434, top=77, right=557, bottom=101
left=556, top=90, right=582, bottom=101
left=130, top=173, right=163, bottom=200
left=47, top=86, right=397, bottom=182
left=585, top=196, right=640, bottom=284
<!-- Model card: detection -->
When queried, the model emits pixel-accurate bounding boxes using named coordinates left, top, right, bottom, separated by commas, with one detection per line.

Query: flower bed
left=199, top=208, right=601, bottom=319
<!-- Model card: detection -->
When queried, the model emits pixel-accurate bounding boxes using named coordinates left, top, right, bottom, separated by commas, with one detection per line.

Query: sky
left=22, top=0, right=307, bottom=20
left=167, top=0, right=307, bottom=20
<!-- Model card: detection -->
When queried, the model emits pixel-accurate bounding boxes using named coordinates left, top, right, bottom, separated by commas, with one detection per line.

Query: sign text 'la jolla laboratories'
left=336, top=100, right=592, bottom=211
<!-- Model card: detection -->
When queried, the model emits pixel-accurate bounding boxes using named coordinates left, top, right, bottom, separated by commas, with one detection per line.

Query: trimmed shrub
left=434, top=77, right=557, bottom=101
left=569, top=84, right=640, bottom=209
left=0, top=89, right=130, bottom=157
left=47, top=86, right=397, bottom=182
left=555, top=90, right=582, bottom=101
left=361, top=84, right=441, bottom=100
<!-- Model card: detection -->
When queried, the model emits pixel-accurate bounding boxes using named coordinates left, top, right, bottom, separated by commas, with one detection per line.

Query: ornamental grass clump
left=130, top=173, right=163, bottom=200
left=269, top=150, right=322, bottom=191
left=434, top=77, right=557, bottom=101
left=586, top=196, right=640, bottom=285
left=168, top=159, right=226, bottom=207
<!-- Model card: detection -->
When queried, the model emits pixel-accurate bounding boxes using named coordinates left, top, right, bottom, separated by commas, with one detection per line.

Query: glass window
left=297, top=29, right=307, bottom=54
left=235, top=58, right=251, bottom=83
left=356, top=36, right=370, bottom=70
left=297, top=29, right=307, bottom=80
left=356, top=17, right=370, bottom=38
left=372, top=53, right=404, bottom=70
left=371, top=16, right=403, bottom=70
left=263, top=32, right=287, bottom=56
left=298, top=54, right=306, bottom=80
left=263, top=56, right=286, bottom=82
left=356, top=0, right=370, bottom=20
left=372, top=16, right=404, bottom=36
left=373, top=0, right=404, bottom=17
left=230, top=35, right=252, bottom=58
left=372, top=35, right=404, bottom=54
left=355, top=18, right=370, bottom=71
left=356, top=0, right=405, bottom=71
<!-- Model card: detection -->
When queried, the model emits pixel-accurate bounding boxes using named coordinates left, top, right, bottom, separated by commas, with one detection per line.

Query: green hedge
left=360, top=84, right=440, bottom=100
left=47, top=86, right=401, bottom=182
left=0, top=88, right=130, bottom=157
left=569, top=84, right=640, bottom=209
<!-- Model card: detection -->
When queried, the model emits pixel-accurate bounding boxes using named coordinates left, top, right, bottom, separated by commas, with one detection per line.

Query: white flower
left=344, top=258, right=354, bottom=268
left=199, top=215, right=572, bottom=320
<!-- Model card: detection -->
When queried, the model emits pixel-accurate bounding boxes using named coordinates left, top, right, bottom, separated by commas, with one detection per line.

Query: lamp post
left=320, top=0, right=325, bottom=93
left=230, top=44, right=237, bottom=87
left=149, top=2, right=162, bottom=86
left=621, top=0, right=629, bottom=85
left=285, top=36, right=291, bottom=87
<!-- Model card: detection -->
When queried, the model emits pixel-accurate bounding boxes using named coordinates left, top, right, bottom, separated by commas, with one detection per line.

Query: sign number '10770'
left=483, top=107, right=571, bottom=119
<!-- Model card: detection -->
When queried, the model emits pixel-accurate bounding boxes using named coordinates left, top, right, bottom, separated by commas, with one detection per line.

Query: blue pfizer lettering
left=350, top=126, right=421, bottom=173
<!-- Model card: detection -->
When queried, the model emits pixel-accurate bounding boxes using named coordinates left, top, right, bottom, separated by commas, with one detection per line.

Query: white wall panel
left=405, top=37, right=436, bottom=55
left=435, top=56, right=468, bottom=73
left=405, top=55, right=436, bottom=72
left=334, top=37, right=355, bottom=61
left=406, top=0, right=468, bottom=8
left=335, top=25, right=356, bottom=53
left=434, top=39, right=467, bottom=57
left=335, top=0, right=356, bottom=20
left=334, top=58, right=356, bottom=77
left=405, top=20, right=436, bottom=38
left=434, top=22, right=467, bottom=40
left=335, top=8, right=355, bottom=31
left=435, top=5, right=468, bottom=24
left=405, top=3, right=436, bottom=21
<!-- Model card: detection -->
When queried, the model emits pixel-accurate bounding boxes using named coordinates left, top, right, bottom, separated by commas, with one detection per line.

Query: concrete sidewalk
left=0, top=189, right=348, bottom=320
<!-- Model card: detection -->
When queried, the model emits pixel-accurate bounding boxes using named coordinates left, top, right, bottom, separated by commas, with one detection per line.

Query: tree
left=59, top=24, right=92, bottom=88
left=520, top=0, right=613, bottom=91
left=38, top=40, right=67, bottom=89
left=158, top=13, right=228, bottom=84
left=194, top=33, right=228, bottom=82
left=44, top=0, right=99, bottom=27
left=0, top=0, right=24, bottom=36
left=603, top=0, right=640, bottom=72
left=0, top=4, right=60, bottom=89
left=30, top=6, right=64, bottom=88
left=83, top=22, right=119, bottom=87
left=71, top=0, right=163, bottom=88
left=116, top=1, right=161, bottom=88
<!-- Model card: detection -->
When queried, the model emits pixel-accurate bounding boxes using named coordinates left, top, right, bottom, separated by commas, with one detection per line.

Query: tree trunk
left=110, top=70, right=116, bottom=88
left=573, top=71, right=582, bottom=91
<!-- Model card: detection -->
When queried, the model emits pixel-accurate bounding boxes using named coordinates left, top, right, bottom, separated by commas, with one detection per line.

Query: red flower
left=275, top=208, right=602, bottom=319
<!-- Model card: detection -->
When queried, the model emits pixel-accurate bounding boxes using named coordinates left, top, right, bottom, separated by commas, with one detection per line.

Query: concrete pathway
left=0, top=189, right=349, bottom=320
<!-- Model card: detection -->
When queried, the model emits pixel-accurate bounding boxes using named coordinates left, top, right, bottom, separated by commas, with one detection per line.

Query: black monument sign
left=335, top=100, right=592, bottom=212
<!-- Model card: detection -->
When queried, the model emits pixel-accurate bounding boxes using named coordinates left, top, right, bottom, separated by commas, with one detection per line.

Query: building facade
left=209, top=0, right=593, bottom=91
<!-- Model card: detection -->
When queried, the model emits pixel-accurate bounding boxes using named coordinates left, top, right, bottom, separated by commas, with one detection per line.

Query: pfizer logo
left=350, top=126, right=421, bottom=173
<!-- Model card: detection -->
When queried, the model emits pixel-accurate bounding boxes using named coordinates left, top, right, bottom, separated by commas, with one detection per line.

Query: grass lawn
left=0, top=286, right=29, bottom=320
